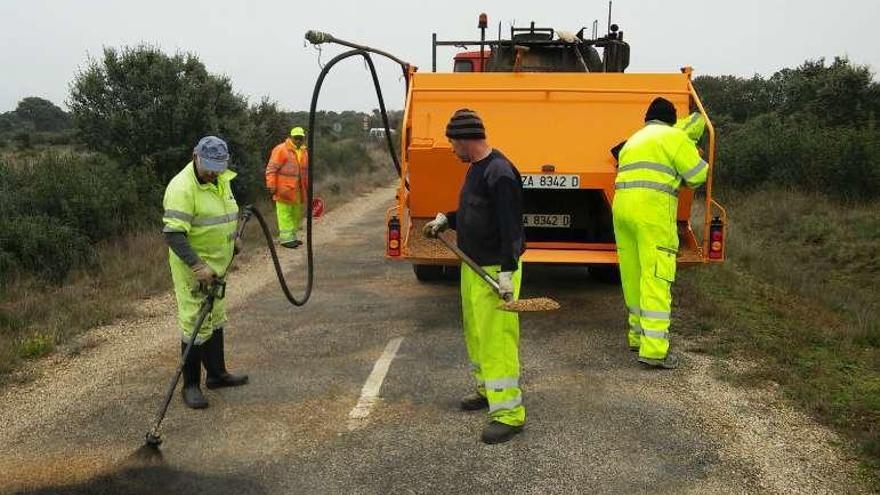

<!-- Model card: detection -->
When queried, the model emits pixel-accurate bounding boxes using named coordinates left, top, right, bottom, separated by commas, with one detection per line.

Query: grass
left=676, top=188, right=880, bottom=479
left=0, top=145, right=395, bottom=380
left=0, top=231, right=170, bottom=377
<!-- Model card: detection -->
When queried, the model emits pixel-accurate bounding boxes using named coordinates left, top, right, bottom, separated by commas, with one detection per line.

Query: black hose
left=305, top=30, right=411, bottom=85
left=241, top=206, right=310, bottom=306
left=308, top=49, right=405, bottom=181
left=362, top=53, right=405, bottom=182
left=238, top=46, right=408, bottom=308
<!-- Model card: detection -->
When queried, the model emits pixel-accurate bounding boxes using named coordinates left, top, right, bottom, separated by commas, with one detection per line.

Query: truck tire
left=590, top=265, right=621, bottom=285
left=413, top=264, right=444, bottom=282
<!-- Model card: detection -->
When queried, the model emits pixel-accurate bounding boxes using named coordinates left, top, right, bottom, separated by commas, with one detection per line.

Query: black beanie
left=445, top=108, right=486, bottom=140
left=645, top=97, right=677, bottom=125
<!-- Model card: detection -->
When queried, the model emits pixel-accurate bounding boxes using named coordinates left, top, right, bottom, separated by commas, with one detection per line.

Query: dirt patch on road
left=0, top=186, right=398, bottom=485
left=0, top=451, right=117, bottom=493
left=674, top=352, right=872, bottom=494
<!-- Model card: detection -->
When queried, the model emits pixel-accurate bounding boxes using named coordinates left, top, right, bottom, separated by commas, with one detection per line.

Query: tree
left=769, top=57, right=877, bottom=127
left=249, top=98, right=291, bottom=162
left=696, top=57, right=879, bottom=127
left=68, top=45, right=261, bottom=194
left=14, top=97, right=71, bottom=132
left=693, top=74, right=773, bottom=123
left=0, top=111, right=25, bottom=134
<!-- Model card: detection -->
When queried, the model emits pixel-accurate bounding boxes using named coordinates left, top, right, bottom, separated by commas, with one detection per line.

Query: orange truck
left=386, top=19, right=727, bottom=280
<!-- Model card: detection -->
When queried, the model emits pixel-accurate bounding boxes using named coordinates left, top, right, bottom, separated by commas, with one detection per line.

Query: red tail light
left=709, top=216, right=724, bottom=260
left=388, top=216, right=401, bottom=257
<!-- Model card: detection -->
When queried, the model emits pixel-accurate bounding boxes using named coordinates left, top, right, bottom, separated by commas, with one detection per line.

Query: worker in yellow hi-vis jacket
left=163, top=136, right=249, bottom=409
left=613, top=98, right=708, bottom=369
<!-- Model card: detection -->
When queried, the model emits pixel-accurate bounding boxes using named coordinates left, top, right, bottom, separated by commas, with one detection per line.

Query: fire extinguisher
left=388, top=216, right=401, bottom=257
left=708, top=216, right=724, bottom=260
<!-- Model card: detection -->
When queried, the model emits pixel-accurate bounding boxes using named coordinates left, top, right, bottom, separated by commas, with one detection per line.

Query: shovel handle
left=435, top=233, right=504, bottom=298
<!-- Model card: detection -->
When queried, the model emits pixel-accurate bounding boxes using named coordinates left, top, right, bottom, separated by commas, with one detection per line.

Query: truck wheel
left=590, top=265, right=621, bottom=285
left=413, top=264, right=444, bottom=282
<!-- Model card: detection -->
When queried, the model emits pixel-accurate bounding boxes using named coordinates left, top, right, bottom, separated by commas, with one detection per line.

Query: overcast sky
left=2, top=0, right=879, bottom=113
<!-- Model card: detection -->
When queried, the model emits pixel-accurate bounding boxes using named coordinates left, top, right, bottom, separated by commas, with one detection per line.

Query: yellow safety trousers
left=461, top=262, right=524, bottom=426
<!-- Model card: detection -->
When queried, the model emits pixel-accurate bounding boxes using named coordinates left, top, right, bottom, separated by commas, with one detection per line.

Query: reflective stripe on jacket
left=615, top=121, right=709, bottom=198
left=162, top=162, right=238, bottom=274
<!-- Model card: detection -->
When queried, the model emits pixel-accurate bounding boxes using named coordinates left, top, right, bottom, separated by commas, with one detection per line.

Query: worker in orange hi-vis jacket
left=266, top=126, right=309, bottom=248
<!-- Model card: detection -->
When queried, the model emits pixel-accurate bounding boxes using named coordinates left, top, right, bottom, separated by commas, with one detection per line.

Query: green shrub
left=13, top=132, right=31, bottom=149
left=718, top=114, right=880, bottom=200
left=0, top=151, right=156, bottom=282
left=68, top=45, right=268, bottom=203
left=698, top=57, right=880, bottom=200
left=0, top=214, right=94, bottom=282
left=3, top=151, right=154, bottom=239
left=19, top=332, right=55, bottom=359
left=315, top=138, right=370, bottom=175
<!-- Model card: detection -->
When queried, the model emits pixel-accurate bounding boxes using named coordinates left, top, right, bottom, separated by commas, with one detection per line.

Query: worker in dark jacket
left=423, top=109, right=526, bottom=444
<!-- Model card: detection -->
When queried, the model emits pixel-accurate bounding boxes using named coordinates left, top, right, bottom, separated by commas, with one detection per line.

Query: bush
left=14, top=97, right=72, bottom=133
left=0, top=151, right=155, bottom=282
left=699, top=57, right=880, bottom=200
left=314, top=138, right=370, bottom=175
left=718, top=114, right=880, bottom=200
left=68, top=45, right=266, bottom=202
left=0, top=214, right=94, bottom=283
left=13, top=132, right=32, bottom=149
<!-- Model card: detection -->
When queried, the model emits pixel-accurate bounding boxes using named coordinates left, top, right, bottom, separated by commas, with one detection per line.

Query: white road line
left=347, top=337, right=404, bottom=430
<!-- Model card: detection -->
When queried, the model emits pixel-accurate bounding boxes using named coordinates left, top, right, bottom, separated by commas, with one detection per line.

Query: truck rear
left=386, top=20, right=726, bottom=280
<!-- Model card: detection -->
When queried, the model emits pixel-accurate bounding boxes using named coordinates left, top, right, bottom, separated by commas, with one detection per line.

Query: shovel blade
left=499, top=297, right=560, bottom=313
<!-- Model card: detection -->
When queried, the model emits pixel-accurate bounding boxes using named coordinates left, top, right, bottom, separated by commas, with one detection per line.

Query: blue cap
left=193, top=136, right=229, bottom=172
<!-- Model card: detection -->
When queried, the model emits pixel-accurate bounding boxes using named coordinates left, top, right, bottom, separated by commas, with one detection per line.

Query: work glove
left=233, top=237, right=243, bottom=255
left=498, top=271, right=514, bottom=302
left=422, top=213, right=448, bottom=238
left=557, top=30, right=579, bottom=43
left=192, top=262, right=217, bottom=285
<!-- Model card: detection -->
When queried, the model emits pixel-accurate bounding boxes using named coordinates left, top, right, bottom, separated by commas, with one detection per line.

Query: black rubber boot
left=460, top=393, right=489, bottom=411
left=481, top=421, right=523, bottom=445
left=181, top=342, right=208, bottom=409
left=203, top=328, right=249, bottom=389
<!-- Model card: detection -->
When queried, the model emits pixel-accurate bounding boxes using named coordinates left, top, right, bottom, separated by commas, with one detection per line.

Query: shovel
left=435, top=232, right=560, bottom=313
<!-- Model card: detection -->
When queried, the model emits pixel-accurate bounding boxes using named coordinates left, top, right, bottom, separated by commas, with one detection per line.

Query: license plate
left=523, top=214, right=571, bottom=228
left=521, top=174, right=580, bottom=189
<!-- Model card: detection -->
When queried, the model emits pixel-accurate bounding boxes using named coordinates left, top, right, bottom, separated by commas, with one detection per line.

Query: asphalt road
left=0, top=186, right=871, bottom=495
